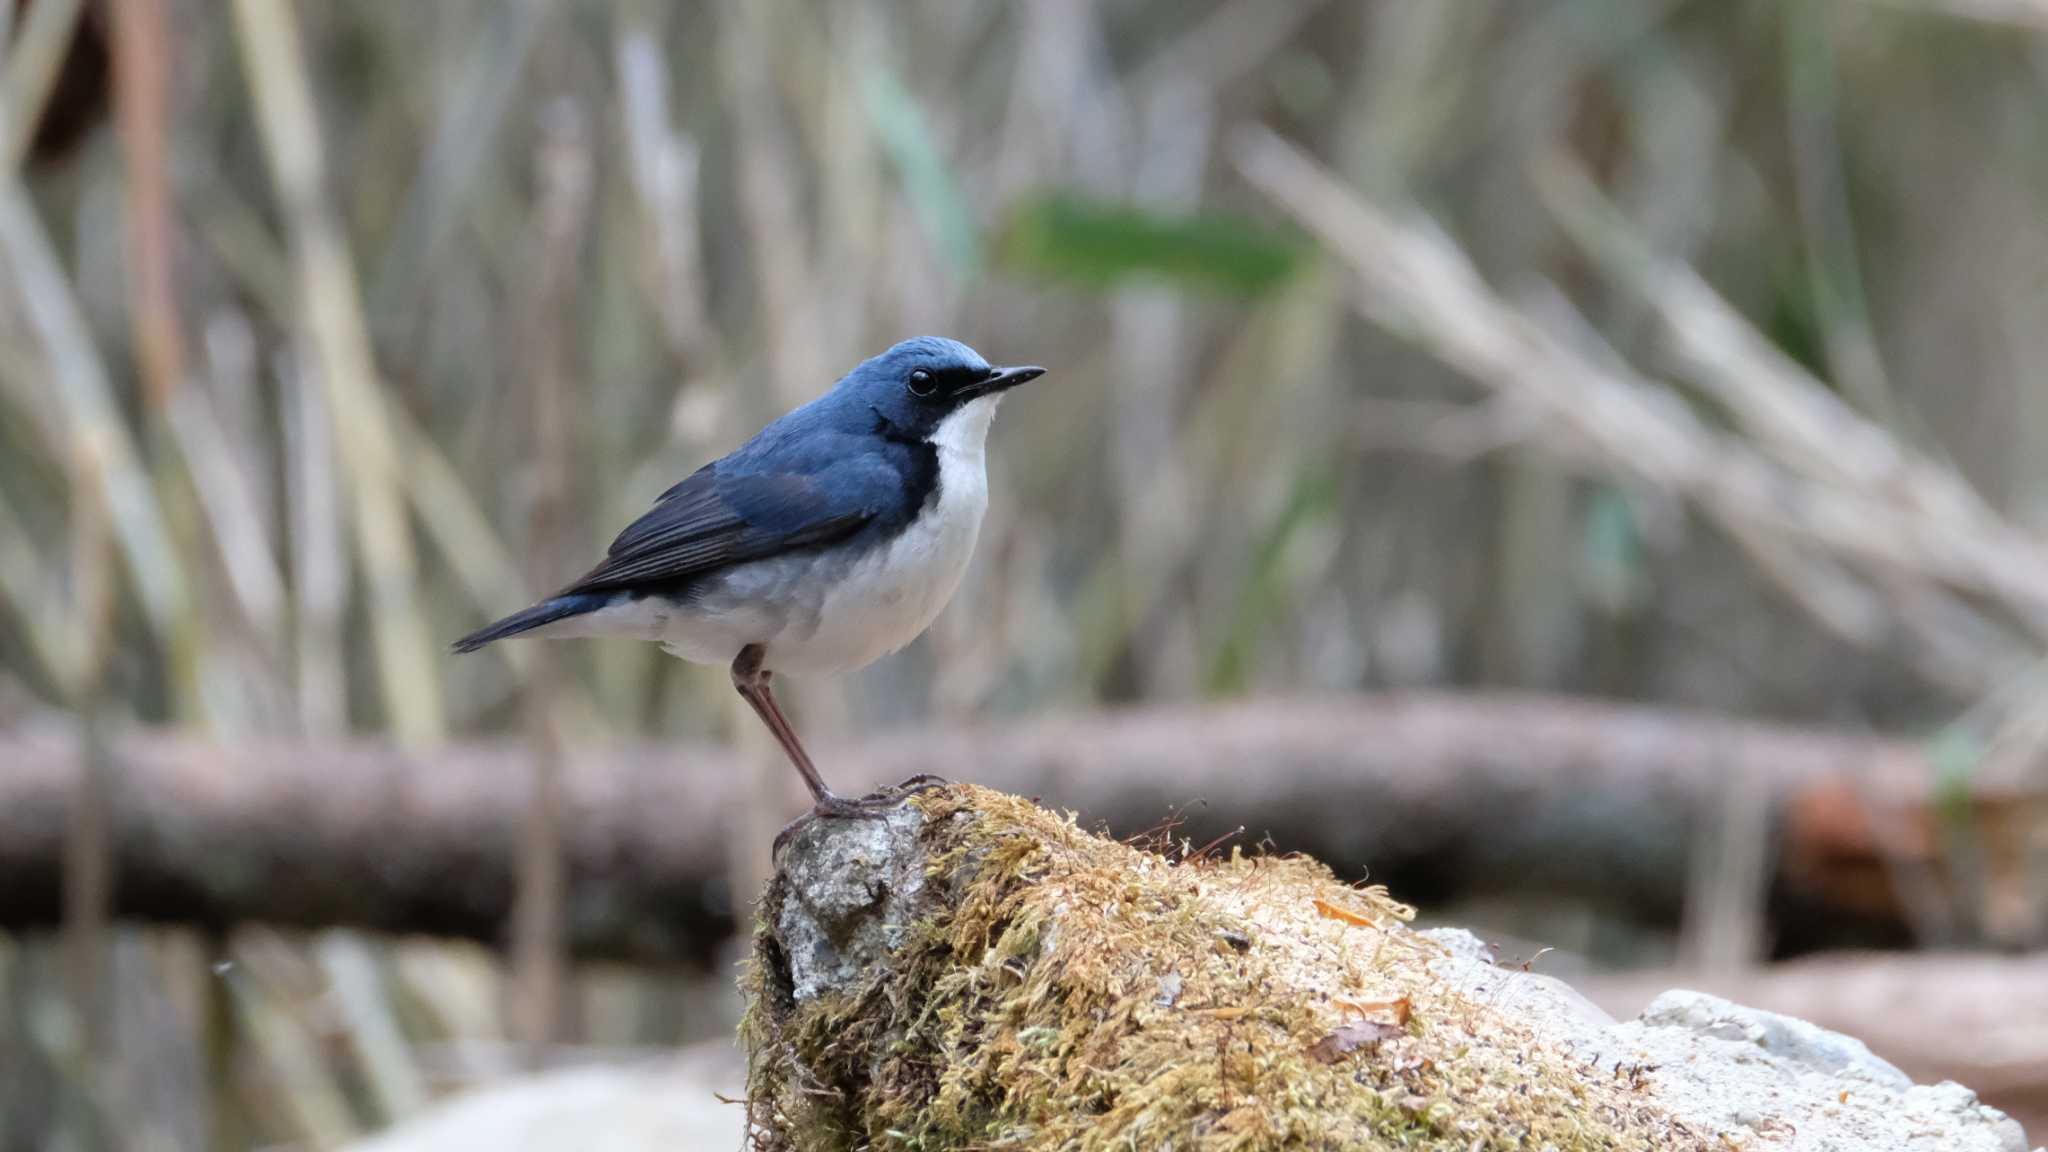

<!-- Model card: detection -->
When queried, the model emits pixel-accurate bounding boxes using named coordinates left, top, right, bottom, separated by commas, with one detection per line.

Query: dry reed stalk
left=282, top=347, right=347, bottom=736
left=1232, top=127, right=2047, bottom=695
left=367, top=0, right=547, bottom=345
left=314, top=934, right=426, bottom=1127
left=615, top=23, right=710, bottom=362
left=716, top=0, right=826, bottom=409
left=225, top=931, right=359, bottom=1149
left=0, top=482, right=66, bottom=680
left=164, top=386, right=287, bottom=650
left=0, top=71, right=198, bottom=698
left=508, top=91, right=590, bottom=1065
left=231, top=0, right=444, bottom=742
left=110, top=0, right=179, bottom=413
left=177, top=159, right=593, bottom=723
left=59, top=443, right=114, bottom=1060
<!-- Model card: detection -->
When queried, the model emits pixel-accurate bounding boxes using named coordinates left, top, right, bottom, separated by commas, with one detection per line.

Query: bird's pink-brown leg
left=730, top=644, right=845, bottom=808
left=731, top=645, right=952, bottom=853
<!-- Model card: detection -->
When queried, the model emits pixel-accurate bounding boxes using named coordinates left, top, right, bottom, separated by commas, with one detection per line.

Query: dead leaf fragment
left=1309, top=1018, right=1403, bottom=1062
left=1313, top=897, right=1379, bottom=929
left=1333, top=996, right=1412, bottom=1026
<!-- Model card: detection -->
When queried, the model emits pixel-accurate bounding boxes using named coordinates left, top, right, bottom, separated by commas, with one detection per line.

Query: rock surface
left=1421, top=928, right=2029, bottom=1152
left=347, top=786, right=2034, bottom=1152
left=745, top=785, right=2034, bottom=1152
left=773, top=804, right=928, bottom=1002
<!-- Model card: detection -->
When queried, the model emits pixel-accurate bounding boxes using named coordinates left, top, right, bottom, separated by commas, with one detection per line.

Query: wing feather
left=564, top=466, right=871, bottom=593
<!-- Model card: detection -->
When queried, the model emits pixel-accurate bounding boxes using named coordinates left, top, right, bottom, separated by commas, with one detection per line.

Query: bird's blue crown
left=841, top=337, right=990, bottom=388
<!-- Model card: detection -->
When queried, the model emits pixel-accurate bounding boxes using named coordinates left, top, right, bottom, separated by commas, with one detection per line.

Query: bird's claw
left=770, top=777, right=955, bottom=860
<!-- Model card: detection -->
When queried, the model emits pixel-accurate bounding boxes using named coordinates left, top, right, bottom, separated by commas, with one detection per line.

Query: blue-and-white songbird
left=454, top=337, right=1044, bottom=835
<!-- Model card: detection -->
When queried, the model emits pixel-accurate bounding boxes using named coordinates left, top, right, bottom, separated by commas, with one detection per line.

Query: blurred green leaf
left=863, top=69, right=979, bottom=274
left=1206, top=461, right=1337, bottom=695
left=1580, top=485, right=1644, bottom=613
left=997, top=193, right=1307, bottom=295
left=1924, top=724, right=1982, bottom=825
left=1764, top=258, right=1829, bottom=382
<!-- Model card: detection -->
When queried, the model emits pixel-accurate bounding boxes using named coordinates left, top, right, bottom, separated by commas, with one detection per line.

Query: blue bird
left=454, top=337, right=1045, bottom=835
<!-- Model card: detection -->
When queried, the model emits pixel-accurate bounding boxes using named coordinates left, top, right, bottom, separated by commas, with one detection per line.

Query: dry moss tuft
left=742, top=785, right=1707, bottom=1151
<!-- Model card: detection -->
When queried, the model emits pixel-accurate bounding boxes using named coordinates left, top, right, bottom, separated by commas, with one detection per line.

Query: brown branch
left=0, top=694, right=2036, bottom=961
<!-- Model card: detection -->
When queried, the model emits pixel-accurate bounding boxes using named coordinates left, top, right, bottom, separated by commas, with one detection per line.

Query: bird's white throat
left=930, top=393, right=999, bottom=465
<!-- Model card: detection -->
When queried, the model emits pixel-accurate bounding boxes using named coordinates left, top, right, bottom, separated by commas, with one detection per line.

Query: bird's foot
left=770, top=792, right=897, bottom=860
left=770, top=779, right=954, bottom=860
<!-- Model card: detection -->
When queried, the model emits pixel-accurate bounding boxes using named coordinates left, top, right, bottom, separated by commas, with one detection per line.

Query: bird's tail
left=451, top=593, right=610, bottom=653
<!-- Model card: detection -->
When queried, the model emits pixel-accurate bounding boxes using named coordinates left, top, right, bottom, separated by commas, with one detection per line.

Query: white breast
left=646, top=395, right=999, bottom=675
left=794, top=396, right=994, bottom=671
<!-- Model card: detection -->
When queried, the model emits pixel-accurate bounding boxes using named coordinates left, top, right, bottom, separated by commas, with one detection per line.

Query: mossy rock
left=740, top=785, right=1706, bottom=1151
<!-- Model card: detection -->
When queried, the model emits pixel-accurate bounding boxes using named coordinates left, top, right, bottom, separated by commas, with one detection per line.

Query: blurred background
left=2, top=0, right=2047, bottom=1146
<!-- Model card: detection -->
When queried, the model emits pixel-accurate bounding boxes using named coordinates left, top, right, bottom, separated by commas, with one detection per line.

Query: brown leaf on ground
left=1334, top=996, right=1412, bottom=1026
left=1310, top=1018, right=1404, bottom=1063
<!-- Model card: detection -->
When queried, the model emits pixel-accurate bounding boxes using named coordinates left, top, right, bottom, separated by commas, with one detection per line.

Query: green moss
left=742, top=786, right=1705, bottom=1152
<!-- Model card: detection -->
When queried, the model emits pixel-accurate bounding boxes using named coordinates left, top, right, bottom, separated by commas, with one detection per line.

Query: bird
left=453, top=336, right=1045, bottom=839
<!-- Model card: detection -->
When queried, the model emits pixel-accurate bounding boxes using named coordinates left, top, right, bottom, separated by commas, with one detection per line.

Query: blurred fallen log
left=0, top=693, right=2041, bottom=961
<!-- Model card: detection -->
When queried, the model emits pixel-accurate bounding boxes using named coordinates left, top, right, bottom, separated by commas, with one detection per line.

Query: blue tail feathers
left=451, top=593, right=610, bottom=653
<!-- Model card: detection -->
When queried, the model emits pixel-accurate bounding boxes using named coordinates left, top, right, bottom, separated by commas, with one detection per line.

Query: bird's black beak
left=970, top=364, right=1046, bottom=398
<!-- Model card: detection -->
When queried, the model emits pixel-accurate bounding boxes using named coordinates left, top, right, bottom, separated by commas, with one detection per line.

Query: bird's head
left=837, top=336, right=1045, bottom=447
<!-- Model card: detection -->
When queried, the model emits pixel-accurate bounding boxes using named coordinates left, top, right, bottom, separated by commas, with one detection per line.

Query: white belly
left=622, top=396, right=998, bottom=675
left=772, top=483, right=984, bottom=672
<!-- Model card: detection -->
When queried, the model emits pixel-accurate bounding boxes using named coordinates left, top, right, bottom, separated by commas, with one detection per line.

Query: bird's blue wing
left=564, top=459, right=884, bottom=593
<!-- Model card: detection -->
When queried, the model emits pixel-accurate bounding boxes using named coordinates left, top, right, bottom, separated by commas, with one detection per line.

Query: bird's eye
left=907, top=369, right=937, bottom=397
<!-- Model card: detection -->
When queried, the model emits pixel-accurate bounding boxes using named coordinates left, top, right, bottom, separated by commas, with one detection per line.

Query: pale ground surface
left=344, top=1040, right=747, bottom=1152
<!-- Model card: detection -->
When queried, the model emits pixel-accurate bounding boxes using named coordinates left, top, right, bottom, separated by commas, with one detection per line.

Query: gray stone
left=1604, top=990, right=2032, bottom=1152
left=1416, top=926, right=1494, bottom=963
left=1637, top=989, right=1911, bottom=1087
left=773, top=803, right=928, bottom=1002
left=1424, top=929, right=1626, bottom=1071
left=1404, top=958, right=2037, bottom=1151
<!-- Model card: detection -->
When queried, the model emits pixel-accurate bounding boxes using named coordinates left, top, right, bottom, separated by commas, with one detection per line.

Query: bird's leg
left=731, top=646, right=951, bottom=855
left=730, top=644, right=845, bottom=808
